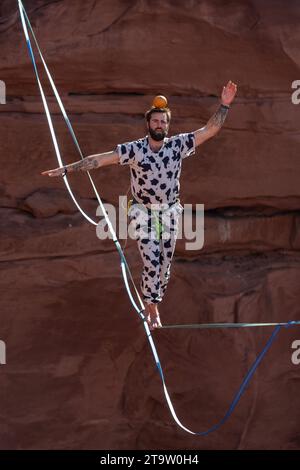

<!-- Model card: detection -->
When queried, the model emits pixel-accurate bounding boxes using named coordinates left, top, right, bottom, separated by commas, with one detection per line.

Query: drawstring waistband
left=129, top=197, right=179, bottom=213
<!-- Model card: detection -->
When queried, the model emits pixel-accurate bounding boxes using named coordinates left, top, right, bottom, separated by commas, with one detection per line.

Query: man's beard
left=148, top=127, right=168, bottom=142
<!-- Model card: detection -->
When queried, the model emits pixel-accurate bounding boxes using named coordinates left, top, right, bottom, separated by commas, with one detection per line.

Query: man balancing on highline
left=42, top=80, right=238, bottom=330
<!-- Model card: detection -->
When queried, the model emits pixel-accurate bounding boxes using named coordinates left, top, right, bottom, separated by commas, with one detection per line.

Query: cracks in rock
left=0, top=0, right=63, bottom=34
left=86, top=1, right=138, bottom=38
left=233, top=296, right=240, bottom=324
left=0, top=11, right=18, bottom=34
left=175, top=250, right=300, bottom=270
left=0, top=192, right=109, bottom=220
left=0, top=248, right=117, bottom=265
left=290, top=215, right=299, bottom=249
left=205, top=205, right=300, bottom=219
left=176, top=249, right=300, bottom=269
left=248, top=16, right=260, bottom=31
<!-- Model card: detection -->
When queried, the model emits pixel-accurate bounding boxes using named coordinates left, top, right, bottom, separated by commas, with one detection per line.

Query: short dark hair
left=145, top=107, right=171, bottom=123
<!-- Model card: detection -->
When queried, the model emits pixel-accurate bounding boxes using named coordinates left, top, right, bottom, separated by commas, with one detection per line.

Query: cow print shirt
left=117, top=133, right=195, bottom=207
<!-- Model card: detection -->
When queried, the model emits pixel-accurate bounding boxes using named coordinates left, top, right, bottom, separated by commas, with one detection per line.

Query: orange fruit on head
left=152, top=95, right=168, bottom=109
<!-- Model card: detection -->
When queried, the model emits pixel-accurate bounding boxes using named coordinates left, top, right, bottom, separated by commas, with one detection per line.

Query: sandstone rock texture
left=0, top=0, right=300, bottom=450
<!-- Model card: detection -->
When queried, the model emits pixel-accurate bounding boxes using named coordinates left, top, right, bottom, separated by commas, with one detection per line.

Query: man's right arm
left=41, top=149, right=119, bottom=177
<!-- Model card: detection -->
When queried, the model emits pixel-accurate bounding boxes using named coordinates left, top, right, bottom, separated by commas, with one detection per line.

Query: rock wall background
left=0, top=0, right=300, bottom=450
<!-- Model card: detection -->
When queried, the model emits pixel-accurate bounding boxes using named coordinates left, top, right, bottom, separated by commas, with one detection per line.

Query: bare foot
left=145, top=303, right=162, bottom=330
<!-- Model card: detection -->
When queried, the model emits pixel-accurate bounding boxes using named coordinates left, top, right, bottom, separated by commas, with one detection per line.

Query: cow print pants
left=128, top=201, right=183, bottom=304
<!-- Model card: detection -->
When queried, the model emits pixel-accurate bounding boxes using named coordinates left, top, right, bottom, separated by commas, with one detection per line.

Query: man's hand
left=221, top=80, right=237, bottom=106
left=41, top=166, right=66, bottom=177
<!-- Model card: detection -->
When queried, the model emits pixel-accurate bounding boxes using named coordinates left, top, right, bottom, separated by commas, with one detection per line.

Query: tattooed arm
left=41, top=150, right=119, bottom=177
left=194, top=80, right=237, bottom=147
left=194, top=103, right=229, bottom=147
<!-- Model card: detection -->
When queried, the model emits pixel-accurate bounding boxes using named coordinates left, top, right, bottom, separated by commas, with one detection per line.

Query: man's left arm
left=194, top=80, right=237, bottom=147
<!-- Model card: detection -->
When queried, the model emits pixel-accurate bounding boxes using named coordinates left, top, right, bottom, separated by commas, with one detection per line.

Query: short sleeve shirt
left=117, top=133, right=195, bottom=207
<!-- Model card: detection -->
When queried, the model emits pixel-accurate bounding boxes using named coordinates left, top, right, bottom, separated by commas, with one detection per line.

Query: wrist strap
left=221, top=103, right=230, bottom=109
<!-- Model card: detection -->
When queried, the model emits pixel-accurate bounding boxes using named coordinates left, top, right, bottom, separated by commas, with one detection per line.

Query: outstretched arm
left=194, top=80, right=237, bottom=147
left=41, top=149, right=119, bottom=177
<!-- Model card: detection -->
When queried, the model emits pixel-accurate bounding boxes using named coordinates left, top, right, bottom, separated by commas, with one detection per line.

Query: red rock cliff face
left=0, top=0, right=300, bottom=450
